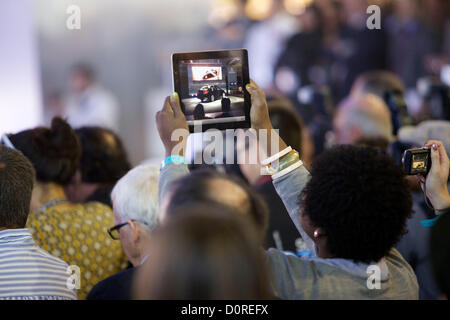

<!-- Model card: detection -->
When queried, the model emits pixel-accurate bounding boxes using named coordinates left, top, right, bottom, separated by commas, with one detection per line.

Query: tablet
left=172, top=49, right=251, bottom=132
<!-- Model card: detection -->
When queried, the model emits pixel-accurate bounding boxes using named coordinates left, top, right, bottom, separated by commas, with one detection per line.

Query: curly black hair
left=302, top=145, right=412, bottom=263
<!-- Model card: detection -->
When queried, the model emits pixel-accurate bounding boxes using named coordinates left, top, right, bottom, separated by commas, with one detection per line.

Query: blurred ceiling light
left=208, top=0, right=240, bottom=28
left=245, top=0, right=274, bottom=21
left=283, top=0, right=314, bottom=16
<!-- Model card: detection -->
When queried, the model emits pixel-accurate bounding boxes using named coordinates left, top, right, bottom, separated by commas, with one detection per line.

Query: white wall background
left=0, top=0, right=42, bottom=134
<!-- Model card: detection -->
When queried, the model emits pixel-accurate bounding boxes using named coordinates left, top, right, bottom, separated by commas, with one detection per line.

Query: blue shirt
left=0, top=228, right=77, bottom=300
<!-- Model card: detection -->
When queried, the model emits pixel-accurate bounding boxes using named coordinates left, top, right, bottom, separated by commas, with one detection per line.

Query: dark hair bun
left=10, top=117, right=81, bottom=185
left=33, top=117, right=80, bottom=160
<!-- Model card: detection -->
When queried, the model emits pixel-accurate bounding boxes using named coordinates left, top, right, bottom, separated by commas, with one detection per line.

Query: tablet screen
left=173, top=49, right=250, bottom=132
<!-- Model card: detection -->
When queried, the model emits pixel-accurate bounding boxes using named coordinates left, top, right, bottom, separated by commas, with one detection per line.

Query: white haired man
left=87, top=164, right=159, bottom=300
left=332, top=93, right=394, bottom=146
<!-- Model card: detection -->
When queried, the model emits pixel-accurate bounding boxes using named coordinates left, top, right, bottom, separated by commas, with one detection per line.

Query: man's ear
left=128, top=220, right=140, bottom=243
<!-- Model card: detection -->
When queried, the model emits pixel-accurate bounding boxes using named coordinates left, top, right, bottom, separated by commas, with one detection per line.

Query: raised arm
left=156, top=93, right=190, bottom=205
left=246, top=81, right=316, bottom=254
left=419, top=140, right=450, bottom=213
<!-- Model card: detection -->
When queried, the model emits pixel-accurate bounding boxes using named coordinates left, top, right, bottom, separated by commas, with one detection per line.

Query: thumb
left=170, top=92, right=183, bottom=118
left=246, top=80, right=265, bottom=107
left=429, top=144, right=441, bottom=174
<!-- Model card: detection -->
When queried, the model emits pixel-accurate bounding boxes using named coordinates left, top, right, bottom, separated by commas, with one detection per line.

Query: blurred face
left=299, top=8, right=319, bottom=33
left=395, top=0, right=417, bottom=19
left=342, top=0, right=366, bottom=15
left=333, top=109, right=361, bottom=145
left=70, top=71, right=91, bottom=93
left=64, top=170, right=99, bottom=203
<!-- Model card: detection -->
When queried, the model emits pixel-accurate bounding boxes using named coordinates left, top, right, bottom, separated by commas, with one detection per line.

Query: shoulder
left=87, top=267, right=136, bottom=300
left=34, top=246, right=70, bottom=268
left=385, top=248, right=419, bottom=294
left=76, top=201, right=114, bottom=220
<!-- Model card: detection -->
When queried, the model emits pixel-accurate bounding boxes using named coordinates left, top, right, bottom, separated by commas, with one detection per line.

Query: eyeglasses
left=107, top=220, right=149, bottom=240
left=0, top=134, right=15, bottom=149
left=107, top=222, right=130, bottom=240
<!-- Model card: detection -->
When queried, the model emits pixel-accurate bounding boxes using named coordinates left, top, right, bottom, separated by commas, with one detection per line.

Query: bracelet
left=265, top=150, right=300, bottom=176
left=160, top=155, right=187, bottom=169
left=261, top=146, right=292, bottom=166
left=272, top=160, right=303, bottom=180
left=278, top=150, right=300, bottom=171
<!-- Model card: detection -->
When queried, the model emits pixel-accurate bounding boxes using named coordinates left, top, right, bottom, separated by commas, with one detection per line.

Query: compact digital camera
left=402, top=147, right=431, bottom=176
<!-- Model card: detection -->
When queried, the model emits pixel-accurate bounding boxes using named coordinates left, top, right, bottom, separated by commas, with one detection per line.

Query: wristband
left=160, top=155, right=187, bottom=169
left=272, top=160, right=303, bottom=180
left=265, top=150, right=299, bottom=176
left=261, top=146, right=292, bottom=166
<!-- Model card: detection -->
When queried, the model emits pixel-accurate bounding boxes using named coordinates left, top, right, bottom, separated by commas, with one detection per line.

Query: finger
left=249, top=79, right=265, bottom=96
left=416, top=175, right=425, bottom=185
left=436, top=142, right=449, bottom=167
left=170, top=92, right=183, bottom=118
left=429, top=143, right=442, bottom=172
left=246, top=80, right=266, bottom=105
left=425, top=140, right=448, bottom=167
left=162, top=96, right=174, bottom=114
left=424, top=140, right=443, bottom=149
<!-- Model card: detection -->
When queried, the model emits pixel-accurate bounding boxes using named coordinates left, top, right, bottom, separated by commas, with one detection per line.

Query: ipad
left=172, top=49, right=251, bottom=132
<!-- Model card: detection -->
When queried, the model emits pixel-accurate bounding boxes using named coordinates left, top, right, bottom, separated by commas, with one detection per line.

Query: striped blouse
left=0, top=228, right=77, bottom=300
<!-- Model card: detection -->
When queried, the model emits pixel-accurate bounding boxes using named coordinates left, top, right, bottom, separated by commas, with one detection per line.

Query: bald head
left=334, top=93, right=393, bottom=145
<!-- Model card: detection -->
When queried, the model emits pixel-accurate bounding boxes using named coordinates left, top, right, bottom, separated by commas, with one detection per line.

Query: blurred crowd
left=1, top=0, right=450, bottom=301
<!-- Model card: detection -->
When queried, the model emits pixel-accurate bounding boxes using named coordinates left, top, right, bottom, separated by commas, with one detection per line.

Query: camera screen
left=178, top=57, right=246, bottom=126
left=411, top=153, right=428, bottom=174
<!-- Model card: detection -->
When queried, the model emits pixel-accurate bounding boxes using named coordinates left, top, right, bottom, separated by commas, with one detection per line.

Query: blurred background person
left=244, top=0, right=300, bottom=92
left=64, top=63, right=120, bottom=130
left=331, top=0, right=388, bottom=99
left=88, top=164, right=159, bottom=300
left=65, top=127, right=131, bottom=207
left=275, top=3, right=324, bottom=95
left=134, top=207, right=272, bottom=300
left=332, top=93, right=393, bottom=147
left=8, top=117, right=127, bottom=299
left=385, top=0, right=436, bottom=88
left=349, top=70, right=414, bottom=163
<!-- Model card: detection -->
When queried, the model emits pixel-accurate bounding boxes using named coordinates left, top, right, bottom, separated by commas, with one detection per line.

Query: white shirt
left=65, top=85, right=120, bottom=130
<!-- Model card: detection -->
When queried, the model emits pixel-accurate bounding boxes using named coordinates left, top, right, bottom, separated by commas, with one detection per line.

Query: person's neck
left=31, top=182, right=68, bottom=212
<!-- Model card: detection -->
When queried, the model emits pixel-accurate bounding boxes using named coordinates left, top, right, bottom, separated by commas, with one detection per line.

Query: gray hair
left=111, top=164, right=159, bottom=229
left=339, top=94, right=393, bottom=142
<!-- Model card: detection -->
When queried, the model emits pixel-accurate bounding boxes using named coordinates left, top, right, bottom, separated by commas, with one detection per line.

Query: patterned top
left=0, top=228, right=77, bottom=300
left=26, top=201, right=128, bottom=299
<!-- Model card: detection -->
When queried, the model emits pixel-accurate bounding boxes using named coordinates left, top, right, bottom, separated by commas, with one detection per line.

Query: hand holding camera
left=406, top=141, right=450, bottom=213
